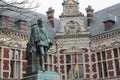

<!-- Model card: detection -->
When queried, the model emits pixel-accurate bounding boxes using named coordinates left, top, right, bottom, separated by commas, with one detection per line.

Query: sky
left=34, top=0, right=120, bottom=18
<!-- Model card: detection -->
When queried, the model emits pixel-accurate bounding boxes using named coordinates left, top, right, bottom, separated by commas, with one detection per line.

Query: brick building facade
left=0, top=0, right=120, bottom=80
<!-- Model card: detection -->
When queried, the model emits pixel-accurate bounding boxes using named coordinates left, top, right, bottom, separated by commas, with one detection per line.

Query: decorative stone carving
left=7, top=41, right=22, bottom=48
left=63, top=46, right=86, bottom=53
left=64, top=21, right=80, bottom=34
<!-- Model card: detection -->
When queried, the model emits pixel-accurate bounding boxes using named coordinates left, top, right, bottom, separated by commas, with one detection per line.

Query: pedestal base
left=22, top=70, right=60, bottom=80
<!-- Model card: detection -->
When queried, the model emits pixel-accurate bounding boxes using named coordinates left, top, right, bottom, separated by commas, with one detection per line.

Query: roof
left=87, top=3, right=120, bottom=36
left=1, top=1, right=120, bottom=38
left=1, top=9, right=60, bottom=39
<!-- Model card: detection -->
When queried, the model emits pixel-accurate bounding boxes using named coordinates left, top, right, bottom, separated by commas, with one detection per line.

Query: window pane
left=66, top=55, right=71, bottom=63
left=66, top=55, right=71, bottom=78
left=66, top=63, right=71, bottom=79
left=102, top=51, right=106, bottom=60
left=114, top=59, right=120, bottom=76
left=49, top=55, right=52, bottom=64
left=97, top=52, right=101, bottom=61
left=15, top=62, right=20, bottom=78
left=11, top=49, right=15, bottom=59
left=78, top=54, right=83, bottom=63
left=9, top=49, right=21, bottom=79
left=104, top=23, right=110, bottom=30
left=72, top=65, right=78, bottom=79
left=72, top=54, right=74, bottom=63
left=98, top=62, right=103, bottom=78
left=45, top=64, right=48, bottom=70
left=66, top=64, right=71, bottom=73
left=103, top=61, right=108, bottom=77
left=16, top=50, right=20, bottom=60
left=78, top=64, right=84, bottom=78
left=113, top=48, right=118, bottom=58
left=47, top=55, right=52, bottom=64
left=10, top=61, right=14, bottom=78
left=48, top=65, right=52, bottom=71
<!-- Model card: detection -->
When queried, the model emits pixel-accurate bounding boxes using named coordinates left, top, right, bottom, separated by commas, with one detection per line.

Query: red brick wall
left=54, top=65, right=58, bottom=72
left=85, top=54, right=89, bottom=62
left=3, top=72, right=9, bottom=78
left=86, top=74, right=90, bottom=78
left=22, top=62, right=27, bottom=72
left=106, top=49, right=114, bottom=77
left=22, top=50, right=26, bottom=60
left=92, top=64, right=96, bottom=72
left=60, top=55, right=64, bottom=64
left=54, top=55, right=57, bottom=64
left=3, top=60, right=9, bottom=70
left=109, top=71, right=114, bottom=77
left=93, top=74, right=97, bottom=79
left=60, top=65, right=65, bottom=74
left=62, top=75, right=65, bottom=79
left=106, top=50, right=112, bottom=59
left=85, top=64, right=90, bottom=73
left=3, top=48, right=9, bottom=58
left=85, top=53, right=90, bottom=78
left=108, top=60, right=113, bottom=70
left=91, top=53, right=96, bottom=62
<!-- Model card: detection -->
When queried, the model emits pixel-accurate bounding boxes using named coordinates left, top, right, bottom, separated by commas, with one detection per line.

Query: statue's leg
left=44, top=47, right=48, bottom=62
left=39, top=46, right=45, bottom=71
left=39, top=53, right=42, bottom=69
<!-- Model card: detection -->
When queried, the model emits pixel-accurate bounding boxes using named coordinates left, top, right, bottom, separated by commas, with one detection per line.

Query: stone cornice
left=0, top=28, right=29, bottom=40
left=59, top=14, right=84, bottom=18
left=55, top=34, right=90, bottom=39
left=91, top=29, right=120, bottom=42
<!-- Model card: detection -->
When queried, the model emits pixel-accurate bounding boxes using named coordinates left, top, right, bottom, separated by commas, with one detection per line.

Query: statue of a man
left=26, top=18, right=53, bottom=71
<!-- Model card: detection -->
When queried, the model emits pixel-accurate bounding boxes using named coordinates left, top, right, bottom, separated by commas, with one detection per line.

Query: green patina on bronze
left=26, top=18, right=53, bottom=73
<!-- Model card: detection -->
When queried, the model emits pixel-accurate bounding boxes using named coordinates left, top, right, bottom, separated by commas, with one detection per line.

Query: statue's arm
left=31, top=27, right=35, bottom=39
left=44, top=28, right=53, bottom=46
left=29, top=26, right=36, bottom=44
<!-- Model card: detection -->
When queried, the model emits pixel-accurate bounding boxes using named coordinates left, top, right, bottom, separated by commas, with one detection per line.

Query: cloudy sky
left=34, top=0, right=120, bottom=18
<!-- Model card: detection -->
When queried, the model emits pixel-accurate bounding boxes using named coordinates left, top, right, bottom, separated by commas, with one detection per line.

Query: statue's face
left=38, top=19, right=43, bottom=27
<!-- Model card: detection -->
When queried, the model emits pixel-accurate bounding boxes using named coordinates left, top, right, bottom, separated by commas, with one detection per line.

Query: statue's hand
left=49, top=42, right=53, bottom=46
left=48, top=39, right=53, bottom=46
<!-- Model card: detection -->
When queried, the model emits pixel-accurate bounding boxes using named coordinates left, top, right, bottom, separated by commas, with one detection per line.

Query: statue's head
left=37, top=18, right=43, bottom=26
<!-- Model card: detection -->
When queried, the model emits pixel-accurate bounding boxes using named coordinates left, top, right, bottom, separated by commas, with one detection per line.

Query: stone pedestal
left=22, top=70, right=60, bottom=80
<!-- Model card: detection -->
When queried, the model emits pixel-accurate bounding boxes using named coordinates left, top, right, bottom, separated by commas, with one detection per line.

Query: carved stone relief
left=64, top=21, right=80, bottom=34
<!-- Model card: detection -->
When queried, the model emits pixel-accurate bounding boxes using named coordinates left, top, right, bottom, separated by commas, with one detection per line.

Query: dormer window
left=105, top=23, right=110, bottom=30
left=0, top=15, right=9, bottom=27
left=16, top=20, right=27, bottom=30
left=21, top=22, right=26, bottom=30
left=2, top=18, right=8, bottom=26
left=103, top=13, right=116, bottom=31
left=103, top=20, right=115, bottom=31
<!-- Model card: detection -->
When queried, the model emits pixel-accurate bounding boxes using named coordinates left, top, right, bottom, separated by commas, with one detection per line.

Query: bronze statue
left=26, top=18, right=53, bottom=71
